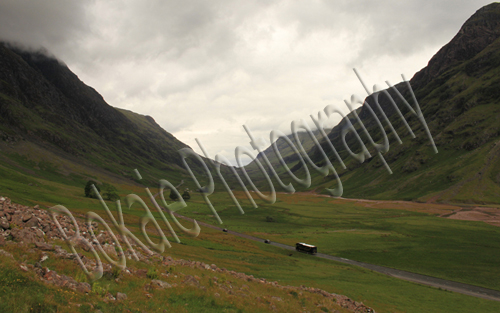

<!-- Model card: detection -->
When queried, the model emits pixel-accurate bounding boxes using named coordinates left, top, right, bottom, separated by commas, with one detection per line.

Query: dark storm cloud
left=0, top=0, right=91, bottom=53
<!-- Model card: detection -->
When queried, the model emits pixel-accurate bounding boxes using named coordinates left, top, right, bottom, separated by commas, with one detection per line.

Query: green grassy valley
left=1, top=181, right=500, bottom=312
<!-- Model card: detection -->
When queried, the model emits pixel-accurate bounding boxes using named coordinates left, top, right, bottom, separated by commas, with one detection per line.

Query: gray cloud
left=0, top=0, right=494, bottom=163
left=274, top=0, right=494, bottom=62
left=0, top=0, right=91, bottom=53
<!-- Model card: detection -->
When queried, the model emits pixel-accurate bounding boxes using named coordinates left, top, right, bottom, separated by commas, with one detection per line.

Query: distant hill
left=0, top=43, right=202, bottom=187
left=249, top=3, right=500, bottom=204
left=245, top=129, right=325, bottom=178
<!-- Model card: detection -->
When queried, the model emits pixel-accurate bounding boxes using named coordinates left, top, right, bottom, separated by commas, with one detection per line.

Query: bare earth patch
left=329, top=197, right=458, bottom=215
left=334, top=198, right=500, bottom=227
left=441, top=207, right=500, bottom=227
left=235, top=190, right=500, bottom=227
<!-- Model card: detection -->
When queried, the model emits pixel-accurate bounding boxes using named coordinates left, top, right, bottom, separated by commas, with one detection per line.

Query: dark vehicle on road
left=264, top=239, right=270, bottom=244
left=222, top=228, right=228, bottom=232
left=295, top=242, right=317, bottom=254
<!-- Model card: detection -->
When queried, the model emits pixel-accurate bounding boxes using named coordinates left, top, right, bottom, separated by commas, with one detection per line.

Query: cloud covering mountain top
left=0, top=0, right=493, bottom=163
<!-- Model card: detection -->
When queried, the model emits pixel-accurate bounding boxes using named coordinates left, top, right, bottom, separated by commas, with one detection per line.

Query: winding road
left=152, top=187, right=500, bottom=302
left=171, top=211, right=500, bottom=302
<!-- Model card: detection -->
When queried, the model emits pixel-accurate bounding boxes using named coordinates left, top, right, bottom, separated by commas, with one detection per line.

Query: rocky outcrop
left=412, top=3, right=500, bottom=89
left=36, top=265, right=92, bottom=294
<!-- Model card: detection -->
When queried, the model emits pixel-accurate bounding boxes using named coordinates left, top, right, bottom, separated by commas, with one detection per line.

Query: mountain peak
left=412, top=2, right=500, bottom=87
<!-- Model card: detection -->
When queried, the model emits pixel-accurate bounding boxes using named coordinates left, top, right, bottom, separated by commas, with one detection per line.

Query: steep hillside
left=0, top=43, right=202, bottom=188
left=251, top=3, right=500, bottom=204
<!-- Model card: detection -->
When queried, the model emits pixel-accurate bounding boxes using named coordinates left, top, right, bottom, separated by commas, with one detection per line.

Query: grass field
left=2, top=172, right=500, bottom=312
left=176, top=191, right=500, bottom=291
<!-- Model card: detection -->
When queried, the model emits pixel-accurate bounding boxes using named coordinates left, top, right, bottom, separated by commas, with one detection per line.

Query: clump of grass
left=219, top=275, right=227, bottom=284
left=146, top=267, right=158, bottom=279
left=111, top=267, right=121, bottom=279
left=91, top=281, right=109, bottom=296
left=75, top=270, right=88, bottom=283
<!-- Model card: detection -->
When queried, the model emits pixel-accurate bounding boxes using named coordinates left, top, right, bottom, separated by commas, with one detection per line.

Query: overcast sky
left=0, top=0, right=494, bottom=164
